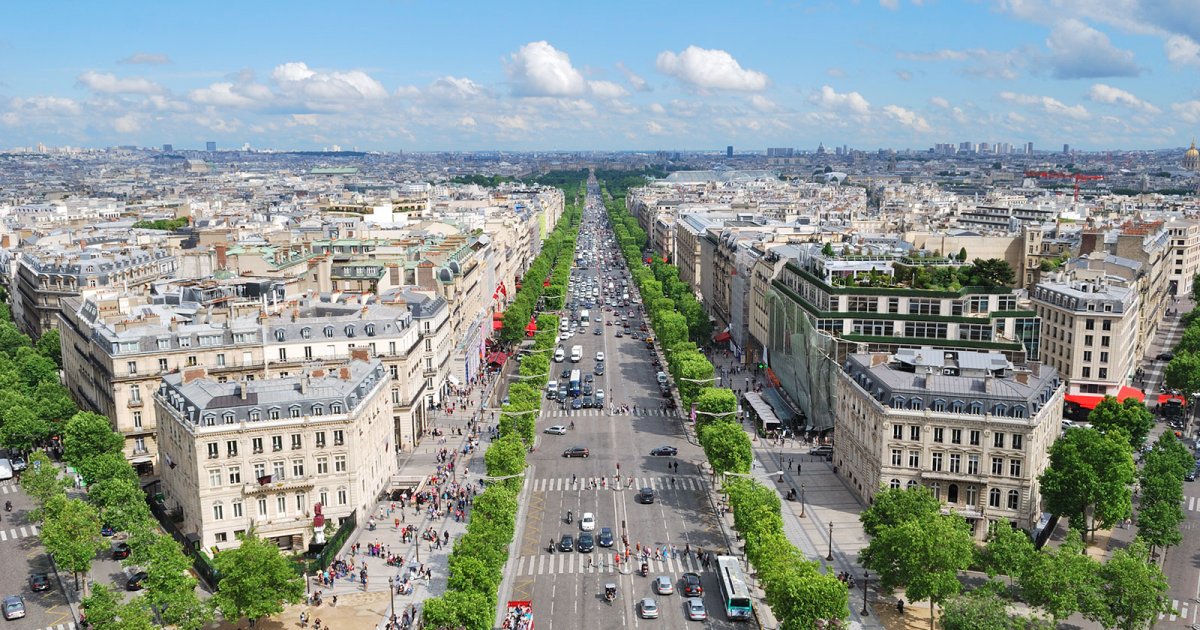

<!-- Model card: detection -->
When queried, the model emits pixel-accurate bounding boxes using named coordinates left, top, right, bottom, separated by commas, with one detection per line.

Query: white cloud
left=271, top=62, right=388, bottom=103
left=880, top=0, right=900, bottom=9
left=426, top=76, right=486, bottom=101
left=1045, top=19, right=1141, bottom=79
left=505, top=41, right=587, bottom=97
left=883, top=105, right=931, bottom=132
left=147, top=95, right=189, bottom=112
left=112, top=113, right=141, bottom=133
left=76, top=71, right=163, bottom=95
left=1171, top=100, right=1200, bottom=125
left=749, top=95, right=779, bottom=113
left=826, top=67, right=846, bottom=78
left=930, top=96, right=950, bottom=109
left=118, top=52, right=170, bottom=65
left=898, top=47, right=1022, bottom=79
left=1000, top=91, right=1090, bottom=119
left=588, top=80, right=628, bottom=99
left=189, top=82, right=269, bottom=108
left=615, top=62, right=651, bottom=92
left=1166, top=35, right=1200, bottom=66
left=809, top=85, right=871, bottom=115
left=496, top=115, right=530, bottom=131
left=8, top=96, right=81, bottom=116
left=895, top=69, right=913, bottom=81
left=1086, top=83, right=1160, bottom=114
left=458, top=116, right=477, bottom=128
left=648, top=103, right=666, bottom=115
left=655, top=46, right=769, bottom=91
left=646, top=121, right=666, bottom=135
left=288, top=114, right=319, bottom=127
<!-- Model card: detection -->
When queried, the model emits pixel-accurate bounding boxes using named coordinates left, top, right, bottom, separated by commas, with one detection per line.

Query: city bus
left=580, top=310, right=590, bottom=326
left=568, top=370, right=582, bottom=396
left=715, top=555, right=753, bottom=620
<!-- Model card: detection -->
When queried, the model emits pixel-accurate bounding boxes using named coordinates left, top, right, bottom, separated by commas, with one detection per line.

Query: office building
left=206, top=141, right=217, bottom=152
left=726, top=146, right=734, bottom=158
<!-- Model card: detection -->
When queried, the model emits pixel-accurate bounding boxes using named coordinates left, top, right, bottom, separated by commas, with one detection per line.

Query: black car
left=1187, top=467, right=1198, bottom=482
left=559, top=535, right=574, bottom=552
left=563, top=447, right=590, bottom=458
left=112, top=542, right=131, bottom=560
left=28, top=573, right=50, bottom=593
left=682, top=572, right=703, bottom=596
left=638, top=487, right=655, bottom=504
left=594, top=364, right=605, bottom=375
left=571, top=398, right=584, bottom=410
left=584, top=373, right=594, bottom=383
left=561, top=369, right=572, bottom=380
left=615, top=330, right=623, bottom=338
left=650, top=446, right=678, bottom=457
left=598, top=527, right=614, bottom=547
left=1157, top=351, right=1175, bottom=361
left=582, top=384, right=593, bottom=396
left=577, top=533, right=595, bottom=552
left=581, top=396, right=595, bottom=408
left=126, top=571, right=148, bottom=591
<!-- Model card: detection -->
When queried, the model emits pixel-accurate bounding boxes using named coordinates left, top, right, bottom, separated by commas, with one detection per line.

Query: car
left=598, top=527, right=614, bottom=547
left=595, top=352, right=605, bottom=362
left=544, top=425, right=568, bottom=435
left=1187, top=468, right=1198, bottom=482
left=112, top=542, right=131, bottom=560
left=2, top=596, right=24, bottom=620
left=563, top=447, right=590, bottom=458
left=100, top=524, right=116, bottom=537
left=594, top=327, right=602, bottom=335
left=556, top=390, right=567, bottom=402
left=653, top=575, right=674, bottom=595
left=638, top=487, right=655, bottom=504
left=650, top=446, right=678, bottom=457
left=682, top=572, right=703, bottom=596
left=614, top=330, right=623, bottom=338
left=582, top=384, right=593, bottom=396
left=558, top=535, right=574, bottom=552
left=1157, top=351, right=1175, bottom=361
left=639, top=598, right=659, bottom=619
left=559, top=332, right=572, bottom=342
left=9, top=457, right=26, bottom=472
left=571, top=398, right=584, bottom=410
left=594, top=364, right=605, bottom=375
left=584, top=373, right=594, bottom=383
left=28, top=574, right=49, bottom=593
left=686, top=597, right=707, bottom=621
left=810, top=445, right=834, bottom=457
left=580, top=512, right=595, bottom=531
left=577, top=533, right=594, bottom=552
left=561, top=369, right=572, bottom=380
left=656, top=371, right=668, bottom=384
left=595, top=389, right=605, bottom=405
left=126, top=571, right=148, bottom=591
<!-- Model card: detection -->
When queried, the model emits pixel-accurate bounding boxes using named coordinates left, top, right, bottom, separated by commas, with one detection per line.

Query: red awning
left=713, top=331, right=731, bottom=343
left=486, top=352, right=507, bottom=366
left=492, top=319, right=503, bottom=330
left=1063, top=386, right=1145, bottom=411
left=1158, top=393, right=1186, bottom=405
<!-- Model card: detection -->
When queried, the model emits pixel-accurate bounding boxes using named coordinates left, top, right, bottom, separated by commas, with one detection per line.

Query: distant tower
left=206, top=141, right=217, bottom=152
left=726, top=145, right=733, bottom=158
left=1025, top=142, right=1033, bottom=155
left=816, top=142, right=826, bottom=156
left=1062, top=143, right=1070, bottom=155
left=1183, top=139, right=1200, bottom=172
left=162, top=143, right=173, bottom=152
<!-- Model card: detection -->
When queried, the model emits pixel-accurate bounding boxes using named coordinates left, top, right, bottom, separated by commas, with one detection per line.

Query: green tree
left=1192, top=272, right=1200, bottom=300
left=698, top=421, right=752, bottom=475
left=859, top=485, right=942, bottom=538
left=89, top=476, right=152, bottom=534
left=822, top=242, right=835, bottom=257
left=956, top=247, right=968, bottom=262
left=1019, top=537, right=1103, bottom=624
left=35, top=329, right=62, bottom=368
left=694, top=387, right=738, bottom=424
left=140, top=534, right=213, bottom=629
left=19, top=451, right=68, bottom=510
left=82, top=583, right=123, bottom=629
left=766, top=568, right=849, bottom=629
left=1087, top=397, right=1154, bottom=450
left=420, top=589, right=494, bottom=630
left=980, top=523, right=1036, bottom=586
left=1088, top=539, right=1173, bottom=630
left=1, top=406, right=50, bottom=452
left=1038, top=428, right=1134, bottom=542
left=967, top=258, right=1016, bottom=287
left=1135, top=440, right=1187, bottom=555
left=1174, top=324, right=1200, bottom=354
left=211, top=533, right=305, bottom=625
left=40, top=495, right=106, bottom=594
left=62, top=411, right=124, bottom=466
left=940, top=587, right=1054, bottom=630
left=484, top=434, right=527, bottom=489
left=78, top=451, right=137, bottom=488
left=860, top=511, right=976, bottom=629
left=1163, top=351, right=1200, bottom=394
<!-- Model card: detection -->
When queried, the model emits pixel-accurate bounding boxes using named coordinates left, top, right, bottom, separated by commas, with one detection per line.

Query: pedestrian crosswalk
left=543, top=408, right=677, bottom=418
left=0, top=524, right=39, bottom=542
left=37, top=624, right=75, bottom=630
left=1182, top=496, right=1200, bottom=512
left=1159, top=598, right=1188, bottom=622
left=0, top=483, right=19, bottom=495
left=515, top=551, right=707, bottom=576
left=530, top=476, right=704, bottom=493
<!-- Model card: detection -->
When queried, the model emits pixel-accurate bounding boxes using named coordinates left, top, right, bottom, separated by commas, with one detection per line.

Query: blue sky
left=2, top=0, right=1199, bottom=152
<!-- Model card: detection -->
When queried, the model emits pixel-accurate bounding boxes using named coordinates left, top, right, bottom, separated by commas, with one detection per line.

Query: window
left=223, top=412, right=235, bottom=425
left=269, top=408, right=280, bottom=420
left=929, top=482, right=940, bottom=500
left=967, top=454, right=979, bottom=475
left=226, top=440, right=238, bottom=457
left=334, top=455, right=347, bottom=473
left=852, top=320, right=890, bottom=336
left=319, top=490, right=329, bottom=506
left=272, top=436, right=283, bottom=452
left=1099, top=351, right=1108, bottom=363
left=277, top=495, right=287, bottom=514
left=969, top=430, right=981, bottom=446
left=1007, top=490, right=1020, bottom=510
left=904, top=322, right=948, bottom=339
left=908, top=451, right=920, bottom=468
left=1098, top=368, right=1108, bottom=380
left=908, top=298, right=941, bottom=315
left=1082, top=367, right=1091, bottom=378
left=966, top=486, right=978, bottom=507
left=892, top=425, right=903, bottom=440
left=292, top=459, right=304, bottom=477
left=296, top=493, right=307, bottom=511
left=909, top=426, right=921, bottom=441
left=275, top=329, right=286, bottom=342
left=209, top=469, right=221, bottom=487
left=130, top=384, right=142, bottom=403
left=906, top=480, right=918, bottom=489
left=232, top=501, right=243, bottom=518
left=186, top=356, right=198, bottom=367
left=249, top=409, right=260, bottom=422
left=315, top=431, right=326, bottom=448
left=289, top=406, right=301, bottom=419
left=1009, top=460, right=1022, bottom=477
left=390, top=365, right=399, bottom=380
left=133, top=411, right=143, bottom=429
left=257, top=497, right=267, bottom=517
left=993, top=433, right=1005, bottom=448
left=949, top=453, right=961, bottom=473
left=1083, top=350, right=1092, bottom=362
left=157, top=338, right=170, bottom=350
left=337, top=488, right=348, bottom=505
left=1085, top=318, right=1095, bottom=330
left=331, top=403, right=343, bottom=414
left=127, top=361, right=138, bottom=375
left=989, top=488, right=1001, bottom=508
left=291, top=434, right=302, bottom=450
left=931, top=452, right=943, bottom=472
left=891, top=449, right=902, bottom=466
left=847, top=296, right=875, bottom=312
left=1011, top=435, right=1023, bottom=450
left=951, top=429, right=962, bottom=445
left=324, top=325, right=334, bottom=338
left=216, top=353, right=226, bottom=367
left=933, top=427, right=944, bottom=443
left=272, top=461, right=285, bottom=480
left=179, top=336, right=191, bottom=348
left=1101, top=335, right=1110, bottom=347
left=992, top=457, right=1004, bottom=475
left=1102, top=319, right=1112, bottom=331
left=889, top=479, right=901, bottom=489
left=253, top=463, right=266, bottom=479
left=252, top=437, right=263, bottom=454
left=304, top=346, right=313, bottom=360
left=278, top=348, right=288, bottom=362
left=301, top=327, right=312, bottom=339
left=229, top=467, right=241, bottom=484
left=333, top=430, right=345, bottom=446
left=316, top=457, right=328, bottom=474
left=212, top=503, right=224, bottom=520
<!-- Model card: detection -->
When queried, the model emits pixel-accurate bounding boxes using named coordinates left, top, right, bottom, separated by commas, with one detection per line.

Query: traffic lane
left=0, top=485, right=74, bottom=630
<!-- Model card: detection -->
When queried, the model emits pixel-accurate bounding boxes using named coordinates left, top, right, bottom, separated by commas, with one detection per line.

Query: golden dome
left=1187, top=140, right=1200, bottom=158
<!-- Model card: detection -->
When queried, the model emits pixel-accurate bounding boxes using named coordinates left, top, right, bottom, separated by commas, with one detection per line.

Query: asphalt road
left=0, top=480, right=76, bottom=630
left=502, top=181, right=735, bottom=629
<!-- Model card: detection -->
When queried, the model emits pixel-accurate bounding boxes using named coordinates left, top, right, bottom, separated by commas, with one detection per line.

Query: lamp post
left=860, top=571, right=869, bottom=616
left=388, top=576, right=396, bottom=626
left=826, top=522, right=834, bottom=561
left=800, top=483, right=806, bottom=518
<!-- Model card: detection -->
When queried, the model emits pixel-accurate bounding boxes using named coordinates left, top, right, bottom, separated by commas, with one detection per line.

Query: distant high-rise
left=726, top=145, right=733, bottom=158
left=162, top=144, right=173, bottom=152
left=1025, top=142, right=1033, bottom=155
left=766, top=147, right=794, bottom=158
left=1062, top=143, right=1070, bottom=154
left=206, top=141, right=217, bottom=152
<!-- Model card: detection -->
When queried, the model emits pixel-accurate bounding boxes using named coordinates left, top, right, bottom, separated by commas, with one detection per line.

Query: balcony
left=127, top=398, right=144, bottom=408
left=243, top=475, right=316, bottom=495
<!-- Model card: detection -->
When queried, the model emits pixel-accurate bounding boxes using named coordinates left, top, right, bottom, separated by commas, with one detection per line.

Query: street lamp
left=800, top=484, right=806, bottom=518
left=388, top=576, right=396, bottom=625
left=826, top=522, right=834, bottom=562
left=860, top=571, right=869, bottom=616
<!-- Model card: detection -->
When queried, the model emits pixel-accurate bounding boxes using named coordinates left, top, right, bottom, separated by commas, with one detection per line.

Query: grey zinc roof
left=845, top=350, right=1060, bottom=411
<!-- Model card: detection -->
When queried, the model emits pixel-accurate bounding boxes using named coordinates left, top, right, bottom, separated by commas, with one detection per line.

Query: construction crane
left=1023, top=171, right=1104, bottom=201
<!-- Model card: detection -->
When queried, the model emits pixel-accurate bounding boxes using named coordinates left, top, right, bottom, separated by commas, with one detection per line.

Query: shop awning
left=486, top=352, right=508, bottom=366
left=713, top=331, right=731, bottom=343
left=1063, top=386, right=1145, bottom=411
left=447, top=374, right=461, bottom=387
left=1158, top=393, right=1186, bottom=404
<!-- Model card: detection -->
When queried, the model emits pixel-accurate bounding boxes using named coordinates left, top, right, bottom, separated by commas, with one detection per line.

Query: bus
left=568, top=370, right=582, bottom=396
left=580, top=309, right=590, bottom=326
left=715, top=555, right=753, bottom=621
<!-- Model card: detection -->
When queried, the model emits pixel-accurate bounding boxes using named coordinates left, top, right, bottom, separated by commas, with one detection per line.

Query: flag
left=499, top=282, right=508, bottom=297
left=690, top=403, right=697, bottom=422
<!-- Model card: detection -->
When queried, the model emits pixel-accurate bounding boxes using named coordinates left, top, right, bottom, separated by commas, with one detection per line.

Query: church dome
left=1185, top=139, right=1200, bottom=172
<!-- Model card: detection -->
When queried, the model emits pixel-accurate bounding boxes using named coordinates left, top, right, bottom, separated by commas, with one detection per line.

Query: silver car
left=639, top=597, right=659, bottom=619
left=2, top=596, right=25, bottom=620
left=686, top=597, right=707, bottom=621
left=653, top=575, right=674, bottom=595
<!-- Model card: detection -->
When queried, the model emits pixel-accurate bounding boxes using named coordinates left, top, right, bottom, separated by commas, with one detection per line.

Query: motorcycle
left=640, top=562, right=648, bottom=577
left=3, top=501, right=9, bottom=512
left=567, top=511, right=573, bottom=524
left=604, top=583, right=616, bottom=604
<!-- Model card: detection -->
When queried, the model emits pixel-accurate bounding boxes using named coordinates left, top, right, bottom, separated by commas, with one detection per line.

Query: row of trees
left=605, top=184, right=851, bottom=628
left=498, top=188, right=582, bottom=343
left=1161, top=274, right=1200, bottom=398
left=421, top=188, right=582, bottom=629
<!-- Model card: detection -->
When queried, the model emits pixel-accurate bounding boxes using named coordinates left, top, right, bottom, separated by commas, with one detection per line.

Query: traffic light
left=757, top=362, right=765, bottom=370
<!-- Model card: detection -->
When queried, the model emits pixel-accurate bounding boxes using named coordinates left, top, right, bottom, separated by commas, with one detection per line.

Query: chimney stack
left=339, top=367, right=351, bottom=380
left=350, top=347, right=370, bottom=363
left=238, top=383, right=249, bottom=400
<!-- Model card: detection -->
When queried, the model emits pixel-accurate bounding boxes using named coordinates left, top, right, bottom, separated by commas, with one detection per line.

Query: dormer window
left=324, top=325, right=335, bottom=338
left=222, top=412, right=236, bottom=424
left=275, top=329, right=286, bottom=342
left=301, top=327, right=312, bottom=339
left=365, top=324, right=375, bottom=337
left=202, top=414, right=216, bottom=427
left=330, top=402, right=343, bottom=414
left=311, top=404, right=324, bottom=416
left=344, top=325, right=356, bottom=338
left=249, top=410, right=261, bottom=422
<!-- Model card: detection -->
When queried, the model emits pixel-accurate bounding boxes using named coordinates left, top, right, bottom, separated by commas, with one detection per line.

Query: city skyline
left=2, top=0, right=1199, bottom=152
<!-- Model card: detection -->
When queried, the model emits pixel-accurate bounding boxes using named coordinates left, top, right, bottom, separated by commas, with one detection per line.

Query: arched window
left=344, top=325, right=356, bottom=338
left=906, top=480, right=918, bottom=489
left=1007, top=490, right=1020, bottom=510
left=324, top=325, right=335, bottom=338
left=988, top=488, right=1001, bottom=508
left=889, top=479, right=901, bottom=489
left=947, top=483, right=959, bottom=504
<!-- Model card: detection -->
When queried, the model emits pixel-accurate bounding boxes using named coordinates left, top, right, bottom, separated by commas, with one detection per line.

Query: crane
left=1023, top=171, right=1104, bottom=201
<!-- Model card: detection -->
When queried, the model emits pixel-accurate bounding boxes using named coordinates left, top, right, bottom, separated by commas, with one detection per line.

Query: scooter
left=640, top=562, right=649, bottom=577
left=566, top=511, right=573, bottom=524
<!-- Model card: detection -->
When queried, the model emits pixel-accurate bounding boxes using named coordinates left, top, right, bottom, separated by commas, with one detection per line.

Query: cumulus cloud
left=1086, top=83, right=1160, bottom=114
left=588, top=80, right=628, bottom=99
left=8, top=96, right=81, bottom=116
left=112, top=113, right=142, bottom=133
left=1166, top=35, right=1200, bottom=66
left=655, top=46, right=769, bottom=91
left=883, top=105, right=931, bottom=132
left=1045, top=19, right=1141, bottom=79
left=809, top=85, right=871, bottom=115
left=425, top=76, right=486, bottom=101
left=271, top=62, right=388, bottom=103
left=76, top=71, right=163, bottom=95
left=930, top=96, right=951, bottom=108
left=898, top=47, right=1022, bottom=79
left=616, top=61, right=651, bottom=92
left=505, top=41, right=587, bottom=97
left=749, top=95, right=780, bottom=113
left=1171, top=100, right=1200, bottom=125
left=646, top=121, right=666, bottom=135
left=648, top=103, right=666, bottom=115
left=1000, top=91, right=1090, bottom=119
left=118, top=52, right=170, bottom=65
left=189, top=82, right=272, bottom=108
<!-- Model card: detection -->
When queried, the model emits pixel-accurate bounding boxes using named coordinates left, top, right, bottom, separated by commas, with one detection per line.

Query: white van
left=570, top=345, right=583, bottom=362
left=0, top=459, right=12, bottom=481
left=554, top=347, right=565, bottom=362
left=546, top=380, right=559, bottom=399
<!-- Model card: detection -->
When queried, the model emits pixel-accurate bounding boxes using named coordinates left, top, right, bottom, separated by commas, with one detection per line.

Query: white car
left=595, top=352, right=605, bottom=362
left=544, top=425, right=568, bottom=435
left=559, top=332, right=572, bottom=342
left=580, top=512, right=595, bottom=531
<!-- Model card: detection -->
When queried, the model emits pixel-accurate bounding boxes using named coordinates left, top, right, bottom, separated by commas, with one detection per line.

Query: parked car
left=2, top=596, right=24, bottom=620
left=810, top=445, right=834, bottom=457
left=112, top=542, right=131, bottom=560
left=563, top=447, right=590, bottom=458
left=28, top=574, right=49, bottom=593
left=126, top=571, right=148, bottom=591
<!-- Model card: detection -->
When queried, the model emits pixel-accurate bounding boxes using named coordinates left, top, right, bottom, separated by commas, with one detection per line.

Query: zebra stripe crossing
left=530, top=476, right=704, bottom=492
left=0, top=483, right=19, bottom=495
left=0, top=524, right=40, bottom=542
left=542, top=408, right=677, bottom=418
left=38, top=625, right=76, bottom=630
left=1182, top=496, right=1200, bottom=512
left=515, top=552, right=706, bottom=576
left=1159, top=599, right=1188, bottom=622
